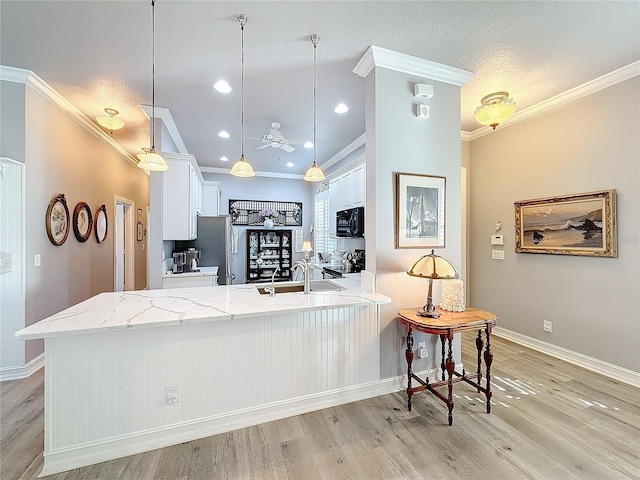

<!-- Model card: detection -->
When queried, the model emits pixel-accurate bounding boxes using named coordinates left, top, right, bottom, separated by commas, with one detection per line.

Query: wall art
left=45, top=193, right=70, bottom=246
left=94, top=204, right=108, bottom=244
left=395, top=173, right=446, bottom=248
left=72, top=202, right=93, bottom=243
left=229, top=199, right=302, bottom=226
left=514, top=189, right=617, bottom=257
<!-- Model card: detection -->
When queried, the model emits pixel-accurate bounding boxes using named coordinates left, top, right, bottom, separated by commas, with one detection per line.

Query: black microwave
left=336, top=207, right=364, bottom=237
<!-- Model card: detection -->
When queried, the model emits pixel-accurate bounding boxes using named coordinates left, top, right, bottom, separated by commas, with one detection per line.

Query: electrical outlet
left=166, top=384, right=179, bottom=405
left=417, top=341, right=428, bottom=359
left=543, top=320, right=552, bottom=333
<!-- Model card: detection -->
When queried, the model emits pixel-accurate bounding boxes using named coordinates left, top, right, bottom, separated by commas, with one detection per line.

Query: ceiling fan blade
left=244, top=136, right=264, bottom=142
left=256, top=144, right=271, bottom=150
left=286, top=138, right=306, bottom=145
left=280, top=144, right=295, bottom=153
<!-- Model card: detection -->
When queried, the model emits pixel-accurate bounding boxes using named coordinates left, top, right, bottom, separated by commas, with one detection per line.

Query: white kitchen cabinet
left=162, top=153, right=203, bottom=240
left=328, top=162, right=366, bottom=235
left=201, top=181, right=221, bottom=216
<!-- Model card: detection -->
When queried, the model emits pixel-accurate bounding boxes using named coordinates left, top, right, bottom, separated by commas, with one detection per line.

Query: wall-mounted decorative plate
left=94, top=204, right=108, bottom=243
left=72, top=202, right=93, bottom=242
left=45, top=193, right=70, bottom=246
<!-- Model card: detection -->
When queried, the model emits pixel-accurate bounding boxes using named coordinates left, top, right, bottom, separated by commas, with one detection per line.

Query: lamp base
left=416, top=308, right=441, bottom=318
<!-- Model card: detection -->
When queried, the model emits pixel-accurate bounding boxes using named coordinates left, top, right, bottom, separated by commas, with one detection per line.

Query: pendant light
left=137, top=0, right=169, bottom=172
left=230, top=14, right=255, bottom=178
left=304, top=34, right=325, bottom=182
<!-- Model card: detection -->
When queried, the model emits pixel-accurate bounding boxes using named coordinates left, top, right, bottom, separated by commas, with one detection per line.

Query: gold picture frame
left=515, top=189, right=617, bottom=257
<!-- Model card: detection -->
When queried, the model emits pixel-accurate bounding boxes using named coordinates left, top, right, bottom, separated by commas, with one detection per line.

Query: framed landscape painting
left=515, top=189, right=617, bottom=257
left=396, top=173, right=446, bottom=249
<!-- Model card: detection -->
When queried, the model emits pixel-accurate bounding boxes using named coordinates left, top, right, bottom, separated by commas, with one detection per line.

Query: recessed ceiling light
left=304, top=141, right=313, bottom=149
left=214, top=80, right=232, bottom=94
left=220, top=156, right=229, bottom=162
left=334, top=103, right=349, bottom=114
left=218, top=131, right=230, bottom=138
left=286, top=162, right=294, bottom=168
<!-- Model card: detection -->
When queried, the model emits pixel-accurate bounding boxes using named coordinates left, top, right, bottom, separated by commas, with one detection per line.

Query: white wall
left=469, top=76, right=640, bottom=372
left=363, top=67, right=465, bottom=379
left=202, top=173, right=314, bottom=284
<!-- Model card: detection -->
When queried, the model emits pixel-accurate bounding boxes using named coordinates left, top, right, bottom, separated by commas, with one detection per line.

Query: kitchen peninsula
left=16, top=278, right=390, bottom=476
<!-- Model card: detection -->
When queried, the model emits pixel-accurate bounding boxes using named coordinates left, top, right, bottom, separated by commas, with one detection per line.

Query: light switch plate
left=491, top=235, right=504, bottom=246
left=492, top=250, right=505, bottom=260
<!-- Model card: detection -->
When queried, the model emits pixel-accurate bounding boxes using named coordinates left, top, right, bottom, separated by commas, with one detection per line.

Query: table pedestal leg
left=484, top=327, right=493, bottom=413
left=440, top=334, right=446, bottom=381
left=446, top=333, right=455, bottom=426
left=405, top=325, right=414, bottom=411
left=475, top=329, right=484, bottom=393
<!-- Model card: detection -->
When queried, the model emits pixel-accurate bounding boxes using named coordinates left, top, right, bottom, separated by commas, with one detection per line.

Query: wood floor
left=1, top=336, right=638, bottom=480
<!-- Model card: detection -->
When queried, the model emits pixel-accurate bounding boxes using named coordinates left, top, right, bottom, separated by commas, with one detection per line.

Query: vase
left=263, top=218, right=274, bottom=229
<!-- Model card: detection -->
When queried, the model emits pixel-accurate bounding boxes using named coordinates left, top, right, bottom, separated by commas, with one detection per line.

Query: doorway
left=114, top=196, right=135, bottom=291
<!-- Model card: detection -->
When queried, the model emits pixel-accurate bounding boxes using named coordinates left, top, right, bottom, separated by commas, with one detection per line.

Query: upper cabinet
left=328, top=162, right=366, bottom=235
left=162, top=153, right=203, bottom=240
left=201, top=181, right=221, bottom=216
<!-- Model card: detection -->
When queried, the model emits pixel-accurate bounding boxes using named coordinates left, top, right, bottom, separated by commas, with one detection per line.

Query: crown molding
left=353, top=45, right=474, bottom=86
left=199, top=166, right=304, bottom=180
left=140, top=105, right=188, bottom=154
left=319, top=133, right=366, bottom=173
left=464, top=60, right=640, bottom=141
left=0, top=65, right=139, bottom=167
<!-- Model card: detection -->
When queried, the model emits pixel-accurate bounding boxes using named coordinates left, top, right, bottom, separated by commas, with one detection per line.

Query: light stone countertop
left=15, top=277, right=390, bottom=341
left=162, top=266, right=219, bottom=277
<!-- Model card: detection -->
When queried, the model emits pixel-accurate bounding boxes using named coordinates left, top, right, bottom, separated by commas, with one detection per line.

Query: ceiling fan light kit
left=96, top=108, right=125, bottom=133
left=304, top=33, right=325, bottom=183
left=230, top=13, right=255, bottom=178
left=474, top=91, right=517, bottom=130
left=138, top=0, right=169, bottom=172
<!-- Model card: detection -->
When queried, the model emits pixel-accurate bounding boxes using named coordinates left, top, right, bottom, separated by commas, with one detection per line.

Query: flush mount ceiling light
left=334, top=103, right=349, bottom=114
left=137, top=0, right=169, bottom=172
left=214, top=80, right=232, bottom=94
left=96, top=108, right=125, bottom=134
left=474, top=91, right=517, bottom=130
left=218, top=130, right=230, bottom=138
left=304, top=34, right=325, bottom=182
left=230, top=14, right=255, bottom=178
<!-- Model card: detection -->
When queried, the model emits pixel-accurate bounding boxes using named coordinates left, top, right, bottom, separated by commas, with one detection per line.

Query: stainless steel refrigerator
left=195, top=216, right=234, bottom=285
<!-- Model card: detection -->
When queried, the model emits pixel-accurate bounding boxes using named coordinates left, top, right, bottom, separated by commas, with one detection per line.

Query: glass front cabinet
left=246, top=229, right=293, bottom=283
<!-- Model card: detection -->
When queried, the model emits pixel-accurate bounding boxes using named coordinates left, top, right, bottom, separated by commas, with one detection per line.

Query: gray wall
left=202, top=172, right=314, bottom=284
left=364, top=67, right=464, bottom=379
left=469, top=76, right=639, bottom=372
left=3, top=80, right=150, bottom=364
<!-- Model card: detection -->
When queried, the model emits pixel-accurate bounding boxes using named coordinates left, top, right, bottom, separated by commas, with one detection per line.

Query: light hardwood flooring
left=1, top=336, right=638, bottom=479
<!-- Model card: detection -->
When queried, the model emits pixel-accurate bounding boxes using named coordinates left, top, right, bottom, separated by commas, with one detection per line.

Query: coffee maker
left=184, top=248, right=201, bottom=273
left=172, top=252, right=186, bottom=274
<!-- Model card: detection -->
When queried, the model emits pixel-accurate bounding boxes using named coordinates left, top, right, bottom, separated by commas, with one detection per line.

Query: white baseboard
left=0, top=353, right=44, bottom=382
left=40, top=364, right=461, bottom=477
left=494, top=327, right=640, bottom=388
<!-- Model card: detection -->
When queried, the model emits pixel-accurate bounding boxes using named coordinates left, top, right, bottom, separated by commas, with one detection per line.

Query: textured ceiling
left=1, top=1, right=638, bottom=176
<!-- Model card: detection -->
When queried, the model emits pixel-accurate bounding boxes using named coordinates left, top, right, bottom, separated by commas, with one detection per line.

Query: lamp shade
left=96, top=108, right=125, bottom=133
left=302, top=241, right=313, bottom=252
left=474, top=92, right=517, bottom=130
left=137, top=147, right=169, bottom=172
left=407, top=250, right=459, bottom=280
left=304, top=162, right=325, bottom=182
left=230, top=155, right=255, bottom=177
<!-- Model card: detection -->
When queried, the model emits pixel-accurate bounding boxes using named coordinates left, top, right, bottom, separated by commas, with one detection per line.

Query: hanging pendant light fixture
left=230, top=14, right=255, bottom=178
left=474, top=91, right=517, bottom=130
left=138, top=0, right=169, bottom=172
left=304, top=34, right=325, bottom=182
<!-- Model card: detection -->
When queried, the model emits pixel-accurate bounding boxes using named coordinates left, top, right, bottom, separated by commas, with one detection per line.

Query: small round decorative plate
left=72, top=202, right=93, bottom=243
left=94, top=204, right=108, bottom=243
left=45, top=194, right=70, bottom=246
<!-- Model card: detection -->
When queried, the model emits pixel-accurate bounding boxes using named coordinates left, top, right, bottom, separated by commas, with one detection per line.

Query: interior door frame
left=113, top=195, right=136, bottom=291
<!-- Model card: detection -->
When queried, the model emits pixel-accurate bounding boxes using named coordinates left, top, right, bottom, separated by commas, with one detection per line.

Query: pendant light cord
left=151, top=0, right=156, bottom=150
left=240, top=19, right=245, bottom=158
left=313, top=37, right=317, bottom=167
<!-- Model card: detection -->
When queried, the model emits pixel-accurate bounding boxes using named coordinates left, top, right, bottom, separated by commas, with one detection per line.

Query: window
left=314, top=191, right=335, bottom=258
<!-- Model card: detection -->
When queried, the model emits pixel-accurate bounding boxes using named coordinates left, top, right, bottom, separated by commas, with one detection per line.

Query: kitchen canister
left=440, top=279, right=465, bottom=312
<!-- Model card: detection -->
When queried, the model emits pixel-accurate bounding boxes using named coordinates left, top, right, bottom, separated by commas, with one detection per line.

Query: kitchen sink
left=256, top=280, right=345, bottom=295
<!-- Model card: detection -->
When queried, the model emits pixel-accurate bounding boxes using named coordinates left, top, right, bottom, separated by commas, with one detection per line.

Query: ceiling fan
left=246, top=122, right=305, bottom=153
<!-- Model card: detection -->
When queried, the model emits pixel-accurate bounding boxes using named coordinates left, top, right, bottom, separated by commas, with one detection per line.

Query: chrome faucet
left=293, top=260, right=311, bottom=294
left=264, top=266, right=280, bottom=297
